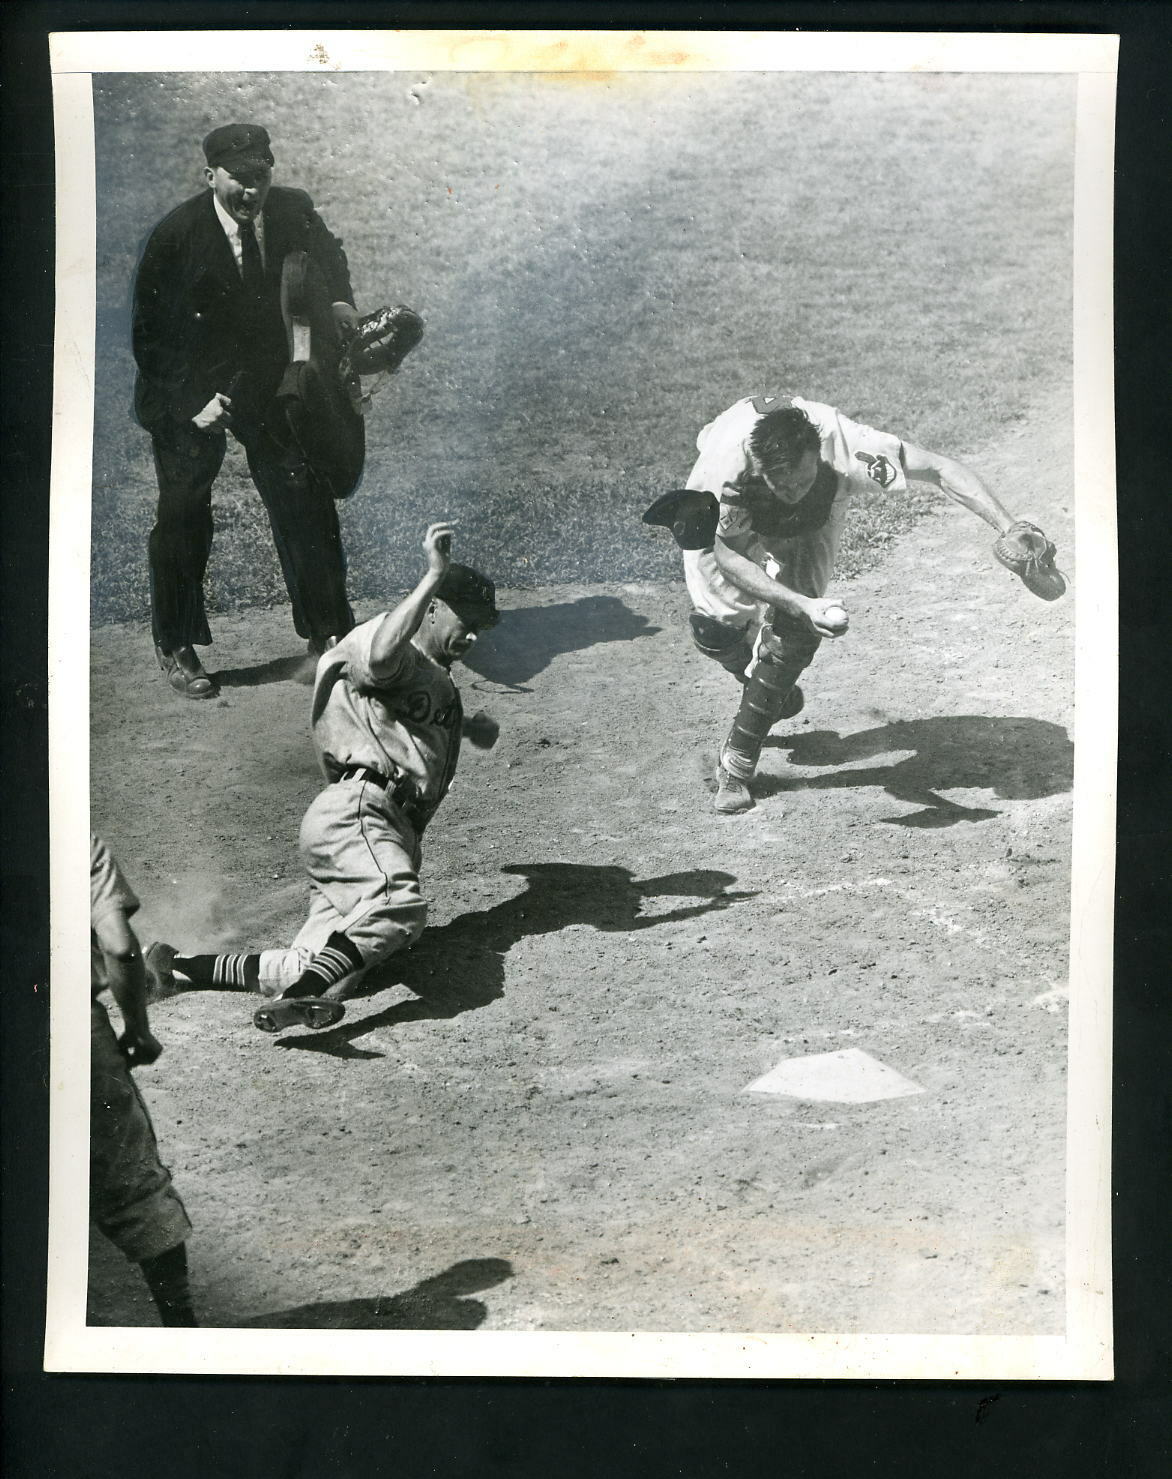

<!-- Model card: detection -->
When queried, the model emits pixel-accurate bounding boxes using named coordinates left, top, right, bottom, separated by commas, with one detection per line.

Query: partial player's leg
left=89, top=1000, right=197, bottom=1325
left=716, top=610, right=821, bottom=814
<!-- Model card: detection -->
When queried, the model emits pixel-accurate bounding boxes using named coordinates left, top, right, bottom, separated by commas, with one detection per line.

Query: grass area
left=90, top=70, right=1074, bottom=623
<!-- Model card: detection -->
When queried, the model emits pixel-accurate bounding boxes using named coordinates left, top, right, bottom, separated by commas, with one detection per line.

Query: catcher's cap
left=203, top=123, right=275, bottom=177
left=435, top=563, right=499, bottom=628
left=642, top=487, right=719, bottom=550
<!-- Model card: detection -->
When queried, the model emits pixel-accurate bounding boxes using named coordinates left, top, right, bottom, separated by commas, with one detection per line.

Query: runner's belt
left=339, top=764, right=418, bottom=812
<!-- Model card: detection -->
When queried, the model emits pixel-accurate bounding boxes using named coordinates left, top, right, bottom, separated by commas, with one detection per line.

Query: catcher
left=644, top=391, right=1065, bottom=815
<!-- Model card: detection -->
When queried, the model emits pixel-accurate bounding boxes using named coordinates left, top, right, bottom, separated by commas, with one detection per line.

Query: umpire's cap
left=642, top=487, right=719, bottom=550
left=203, top=123, right=275, bottom=175
left=435, top=563, right=499, bottom=628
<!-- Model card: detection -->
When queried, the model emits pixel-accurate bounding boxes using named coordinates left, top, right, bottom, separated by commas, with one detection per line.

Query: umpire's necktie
left=238, top=220, right=264, bottom=296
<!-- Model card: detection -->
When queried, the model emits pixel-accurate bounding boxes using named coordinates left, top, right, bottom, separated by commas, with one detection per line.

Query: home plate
left=744, top=1049, right=924, bottom=1103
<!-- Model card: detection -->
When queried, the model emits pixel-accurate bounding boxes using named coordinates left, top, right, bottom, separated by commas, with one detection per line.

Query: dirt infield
left=87, top=384, right=1074, bottom=1335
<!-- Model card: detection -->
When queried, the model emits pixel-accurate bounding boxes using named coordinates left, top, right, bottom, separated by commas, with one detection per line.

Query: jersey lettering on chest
left=397, top=686, right=461, bottom=731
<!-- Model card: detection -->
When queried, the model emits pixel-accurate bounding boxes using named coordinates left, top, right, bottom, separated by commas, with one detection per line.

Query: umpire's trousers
left=147, top=414, right=354, bottom=652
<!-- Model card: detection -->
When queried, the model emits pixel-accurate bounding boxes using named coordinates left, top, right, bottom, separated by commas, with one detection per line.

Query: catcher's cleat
left=714, top=764, right=754, bottom=815
left=144, top=941, right=183, bottom=1001
left=252, top=997, right=346, bottom=1034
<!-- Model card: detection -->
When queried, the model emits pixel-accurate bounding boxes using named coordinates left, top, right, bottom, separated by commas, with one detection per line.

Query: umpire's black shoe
left=306, top=635, right=341, bottom=659
left=156, top=644, right=219, bottom=700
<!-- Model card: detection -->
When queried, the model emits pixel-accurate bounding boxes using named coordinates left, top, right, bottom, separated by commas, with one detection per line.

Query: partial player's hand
left=463, top=710, right=500, bottom=750
left=423, top=521, right=455, bottom=575
left=192, top=392, right=232, bottom=431
left=332, top=302, right=360, bottom=340
left=802, top=598, right=850, bottom=639
left=119, top=1028, right=163, bottom=1068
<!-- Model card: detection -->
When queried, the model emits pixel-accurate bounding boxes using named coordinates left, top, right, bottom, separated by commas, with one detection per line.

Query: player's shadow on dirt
left=213, top=653, right=315, bottom=688
left=759, top=715, right=1072, bottom=827
left=463, top=595, right=661, bottom=690
left=279, top=864, right=755, bottom=1058
left=234, top=1257, right=514, bottom=1331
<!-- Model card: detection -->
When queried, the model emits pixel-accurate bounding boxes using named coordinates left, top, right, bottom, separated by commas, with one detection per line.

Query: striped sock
left=285, top=932, right=364, bottom=999
left=173, top=953, right=260, bottom=990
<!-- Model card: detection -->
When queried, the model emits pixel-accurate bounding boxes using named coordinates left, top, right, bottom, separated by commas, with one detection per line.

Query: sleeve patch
left=854, top=450, right=897, bottom=488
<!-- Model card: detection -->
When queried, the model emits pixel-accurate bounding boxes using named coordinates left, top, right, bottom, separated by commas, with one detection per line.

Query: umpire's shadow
left=463, top=595, right=660, bottom=690
left=233, top=1257, right=513, bottom=1331
left=279, top=863, right=755, bottom=1058
left=214, top=653, right=315, bottom=688
left=758, top=714, right=1073, bottom=827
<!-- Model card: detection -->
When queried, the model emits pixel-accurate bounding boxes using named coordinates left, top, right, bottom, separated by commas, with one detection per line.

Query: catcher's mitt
left=340, top=304, right=424, bottom=380
left=643, top=488, right=719, bottom=550
left=992, top=520, right=1066, bottom=601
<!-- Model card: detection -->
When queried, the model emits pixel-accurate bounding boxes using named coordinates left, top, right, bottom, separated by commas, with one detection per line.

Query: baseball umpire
left=90, top=836, right=198, bottom=1325
left=133, top=123, right=360, bottom=698
left=145, top=522, right=501, bottom=1032
left=645, top=391, right=1065, bottom=815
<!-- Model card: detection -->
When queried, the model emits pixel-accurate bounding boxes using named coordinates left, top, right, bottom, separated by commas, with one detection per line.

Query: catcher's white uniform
left=255, top=616, right=462, bottom=994
left=683, top=393, right=910, bottom=628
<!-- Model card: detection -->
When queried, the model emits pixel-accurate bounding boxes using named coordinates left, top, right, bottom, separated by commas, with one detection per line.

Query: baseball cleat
left=144, top=941, right=183, bottom=1000
left=252, top=997, right=346, bottom=1034
left=714, top=764, right=754, bottom=815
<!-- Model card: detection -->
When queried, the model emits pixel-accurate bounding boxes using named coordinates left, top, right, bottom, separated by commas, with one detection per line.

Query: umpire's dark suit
left=133, top=184, right=356, bottom=653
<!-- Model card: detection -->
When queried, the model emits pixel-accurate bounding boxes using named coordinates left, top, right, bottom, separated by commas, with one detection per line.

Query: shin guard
left=722, top=614, right=821, bottom=780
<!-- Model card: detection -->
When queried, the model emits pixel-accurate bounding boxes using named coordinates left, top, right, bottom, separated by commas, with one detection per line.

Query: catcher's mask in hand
left=643, top=488, right=719, bottom=550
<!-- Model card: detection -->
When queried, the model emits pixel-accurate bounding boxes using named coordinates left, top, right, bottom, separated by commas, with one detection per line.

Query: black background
left=3, top=3, right=1169, bottom=1475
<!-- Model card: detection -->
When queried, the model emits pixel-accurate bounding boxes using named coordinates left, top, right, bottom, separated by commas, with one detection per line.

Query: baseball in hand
left=823, top=604, right=849, bottom=634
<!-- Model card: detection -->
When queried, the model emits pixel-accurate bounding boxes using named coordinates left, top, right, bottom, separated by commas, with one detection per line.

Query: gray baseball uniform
left=255, top=616, right=463, bottom=995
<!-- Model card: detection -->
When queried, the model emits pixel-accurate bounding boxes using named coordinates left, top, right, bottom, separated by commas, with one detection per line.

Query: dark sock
left=174, top=953, right=260, bottom=991
left=284, top=932, right=363, bottom=999
left=139, top=1242, right=198, bottom=1327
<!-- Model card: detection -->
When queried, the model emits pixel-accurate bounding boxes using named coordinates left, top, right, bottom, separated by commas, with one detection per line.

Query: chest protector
left=740, top=459, right=839, bottom=543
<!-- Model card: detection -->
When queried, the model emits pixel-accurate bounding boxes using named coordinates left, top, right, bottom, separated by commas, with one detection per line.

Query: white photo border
left=46, top=27, right=1118, bottom=1380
